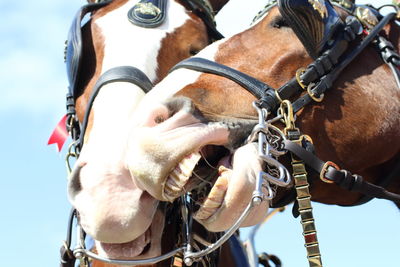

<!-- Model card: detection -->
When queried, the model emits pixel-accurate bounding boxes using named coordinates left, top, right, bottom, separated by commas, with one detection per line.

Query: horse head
left=65, top=0, right=232, bottom=263
left=128, top=0, right=400, bottom=234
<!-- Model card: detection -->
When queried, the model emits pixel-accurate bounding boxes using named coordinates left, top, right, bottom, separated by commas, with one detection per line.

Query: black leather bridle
left=170, top=0, right=400, bottom=206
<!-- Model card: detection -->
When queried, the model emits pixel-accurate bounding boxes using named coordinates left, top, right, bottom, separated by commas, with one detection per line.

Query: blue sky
left=0, top=0, right=398, bottom=266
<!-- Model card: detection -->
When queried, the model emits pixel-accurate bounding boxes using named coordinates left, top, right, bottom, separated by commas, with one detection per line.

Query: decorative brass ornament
left=308, top=0, right=328, bottom=19
left=134, top=2, right=161, bottom=16
left=355, top=6, right=378, bottom=29
left=332, top=0, right=353, bottom=9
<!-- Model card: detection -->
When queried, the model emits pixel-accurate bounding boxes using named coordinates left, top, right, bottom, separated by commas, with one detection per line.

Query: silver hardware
left=247, top=102, right=292, bottom=199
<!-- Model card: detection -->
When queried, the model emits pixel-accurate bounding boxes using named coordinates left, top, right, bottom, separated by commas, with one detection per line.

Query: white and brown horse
left=62, top=0, right=258, bottom=266
left=113, top=0, right=400, bottom=253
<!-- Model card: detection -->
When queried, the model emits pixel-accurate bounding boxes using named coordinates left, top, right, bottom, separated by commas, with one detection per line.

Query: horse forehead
left=94, top=0, right=193, bottom=79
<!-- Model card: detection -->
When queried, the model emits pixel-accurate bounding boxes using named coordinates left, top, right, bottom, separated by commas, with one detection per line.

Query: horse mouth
left=95, top=208, right=165, bottom=260
left=162, top=144, right=234, bottom=221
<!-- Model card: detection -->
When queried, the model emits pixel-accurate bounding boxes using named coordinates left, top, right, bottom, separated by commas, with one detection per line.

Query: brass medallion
left=355, top=6, right=378, bottom=29
left=134, top=2, right=161, bottom=17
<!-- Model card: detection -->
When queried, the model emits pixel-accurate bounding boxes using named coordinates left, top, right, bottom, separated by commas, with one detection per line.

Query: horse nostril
left=68, top=163, right=85, bottom=200
left=154, top=115, right=166, bottom=124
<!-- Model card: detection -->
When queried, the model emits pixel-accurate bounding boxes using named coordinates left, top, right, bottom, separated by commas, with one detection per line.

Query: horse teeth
left=194, top=173, right=228, bottom=221
left=178, top=151, right=201, bottom=177
left=163, top=151, right=201, bottom=201
left=218, top=165, right=230, bottom=175
left=165, top=178, right=181, bottom=192
left=169, top=169, right=187, bottom=188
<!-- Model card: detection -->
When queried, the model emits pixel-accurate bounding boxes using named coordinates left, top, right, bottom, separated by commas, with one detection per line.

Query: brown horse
left=61, top=0, right=262, bottom=266
left=127, top=0, right=400, bottom=208
left=114, top=0, right=400, bottom=263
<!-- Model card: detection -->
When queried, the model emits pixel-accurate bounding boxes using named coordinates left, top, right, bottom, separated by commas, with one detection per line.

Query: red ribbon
left=48, top=115, right=69, bottom=152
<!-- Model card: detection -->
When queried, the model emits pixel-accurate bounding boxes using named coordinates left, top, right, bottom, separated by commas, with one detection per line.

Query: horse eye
left=271, top=16, right=288, bottom=28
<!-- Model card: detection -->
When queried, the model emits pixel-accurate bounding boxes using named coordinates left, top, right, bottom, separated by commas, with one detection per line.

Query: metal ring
left=295, top=67, right=307, bottom=89
left=307, top=83, right=324, bottom=102
left=320, top=161, right=340, bottom=184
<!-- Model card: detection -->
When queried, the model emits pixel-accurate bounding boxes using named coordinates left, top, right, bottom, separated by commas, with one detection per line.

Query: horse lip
left=97, top=226, right=151, bottom=259
left=95, top=208, right=165, bottom=260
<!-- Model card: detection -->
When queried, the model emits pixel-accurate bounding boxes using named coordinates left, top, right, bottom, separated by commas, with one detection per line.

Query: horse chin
left=95, top=209, right=165, bottom=260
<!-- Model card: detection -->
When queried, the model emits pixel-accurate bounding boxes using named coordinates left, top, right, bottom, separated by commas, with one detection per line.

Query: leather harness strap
left=283, top=140, right=400, bottom=203
left=65, top=0, right=112, bottom=99
left=78, top=66, right=153, bottom=150
left=60, top=209, right=77, bottom=267
left=170, top=57, right=275, bottom=101
left=292, top=12, right=397, bottom=113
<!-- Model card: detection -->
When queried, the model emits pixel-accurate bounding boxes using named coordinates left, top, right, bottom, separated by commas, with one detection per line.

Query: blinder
left=65, top=1, right=112, bottom=99
left=278, top=0, right=344, bottom=59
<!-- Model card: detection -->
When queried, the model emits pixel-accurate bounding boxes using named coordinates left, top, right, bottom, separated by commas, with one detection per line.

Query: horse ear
left=278, top=0, right=343, bottom=59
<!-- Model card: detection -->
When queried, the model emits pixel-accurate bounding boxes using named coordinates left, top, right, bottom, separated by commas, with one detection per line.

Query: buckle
left=320, top=161, right=339, bottom=184
left=307, top=83, right=324, bottom=102
left=295, top=67, right=307, bottom=89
